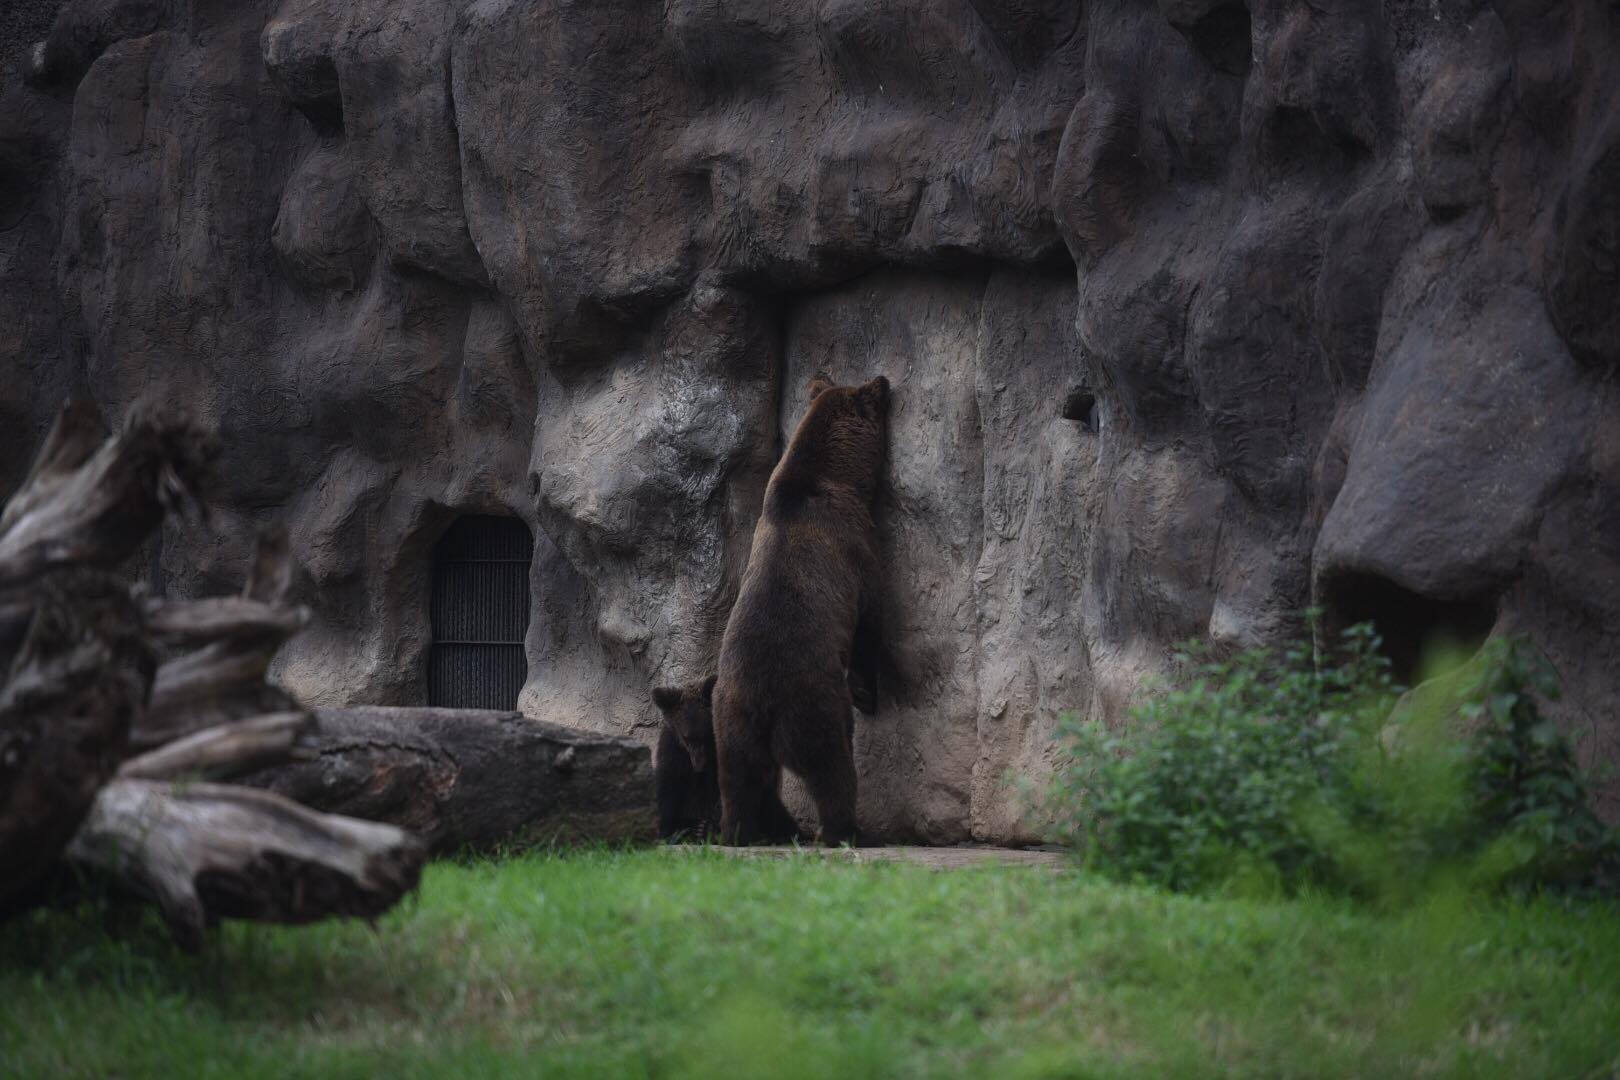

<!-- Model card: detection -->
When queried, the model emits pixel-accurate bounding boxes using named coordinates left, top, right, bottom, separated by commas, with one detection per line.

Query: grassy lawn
left=2, top=848, right=1618, bottom=1078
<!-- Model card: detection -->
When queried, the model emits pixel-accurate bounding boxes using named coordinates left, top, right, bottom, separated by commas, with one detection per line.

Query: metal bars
left=428, top=516, right=533, bottom=710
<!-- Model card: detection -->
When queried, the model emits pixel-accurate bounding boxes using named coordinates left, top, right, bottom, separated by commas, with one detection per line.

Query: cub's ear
left=859, top=375, right=890, bottom=413
left=701, top=673, right=718, bottom=702
left=652, top=686, right=682, bottom=712
left=808, top=372, right=836, bottom=400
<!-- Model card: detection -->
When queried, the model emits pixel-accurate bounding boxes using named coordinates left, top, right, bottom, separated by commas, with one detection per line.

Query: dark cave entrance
left=428, top=515, right=534, bottom=710
left=1318, top=571, right=1497, bottom=688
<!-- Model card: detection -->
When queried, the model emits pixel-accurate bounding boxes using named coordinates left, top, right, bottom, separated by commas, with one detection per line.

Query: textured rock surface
left=0, top=0, right=73, bottom=503
left=3, top=0, right=1617, bottom=841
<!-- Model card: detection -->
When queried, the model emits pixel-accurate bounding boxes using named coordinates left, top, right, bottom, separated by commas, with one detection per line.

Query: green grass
left=3, top=849, right=1618, bottom=1078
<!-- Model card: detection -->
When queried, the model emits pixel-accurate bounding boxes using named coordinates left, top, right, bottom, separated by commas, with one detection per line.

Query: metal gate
left=428, top=516, right=533, bottom=710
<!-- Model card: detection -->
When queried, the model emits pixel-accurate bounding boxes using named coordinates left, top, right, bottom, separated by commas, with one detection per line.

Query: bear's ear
left=807, top=372, right=836, bottom=400
left=701, top=673, right=718, bottom=702
left=858, top=375, right=890, bottom=414
left=652, top=686, right=681, bottom=712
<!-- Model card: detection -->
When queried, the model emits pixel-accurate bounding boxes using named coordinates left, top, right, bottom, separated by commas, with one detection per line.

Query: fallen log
left=245, top=706, right=657, bottom=853
left=67, top=779, right=423, bottom=952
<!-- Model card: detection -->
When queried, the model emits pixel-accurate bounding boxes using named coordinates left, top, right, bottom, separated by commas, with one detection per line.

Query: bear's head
left=651, top=673, right=717, bottom=771
left=777, top=373, right=890, bottom=500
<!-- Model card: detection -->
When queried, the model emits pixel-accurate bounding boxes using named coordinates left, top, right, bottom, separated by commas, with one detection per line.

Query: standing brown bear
left=712, top=372, right=889, bottom=845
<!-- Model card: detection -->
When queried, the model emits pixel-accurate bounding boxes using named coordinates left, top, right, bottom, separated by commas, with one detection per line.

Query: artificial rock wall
left=2, top=0, right=1617, bottom=841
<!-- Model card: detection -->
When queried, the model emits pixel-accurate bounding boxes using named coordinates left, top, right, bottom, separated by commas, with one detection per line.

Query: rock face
left=2, top=0, right=1617, bottom=842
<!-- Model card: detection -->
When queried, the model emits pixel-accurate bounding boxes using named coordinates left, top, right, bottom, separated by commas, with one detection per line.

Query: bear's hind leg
left=717, top=726, right=783, bottom=846
left=761, top=790, right=803, bottom=843
left=719, top=770, right=785, bottom=845
left=775, top=711, right=858, bottom=846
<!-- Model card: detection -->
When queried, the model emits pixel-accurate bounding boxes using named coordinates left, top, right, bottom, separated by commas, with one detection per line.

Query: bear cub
left=653, top=676, right=799, bottom=842
left=652, top=676, right=722, bottom=841
left=712, top=372, right=889, bottom=845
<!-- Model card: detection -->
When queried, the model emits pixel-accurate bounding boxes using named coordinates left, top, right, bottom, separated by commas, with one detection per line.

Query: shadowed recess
left=1320, top=571, right=1496, bottom=687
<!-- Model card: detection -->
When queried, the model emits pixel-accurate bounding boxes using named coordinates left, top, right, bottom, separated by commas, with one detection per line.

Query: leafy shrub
left=1459, top=640, right=1620, bottom=895
left=1043, top=622, right=1620, bottom=901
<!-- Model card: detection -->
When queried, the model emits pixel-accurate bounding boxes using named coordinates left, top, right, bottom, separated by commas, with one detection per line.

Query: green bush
left=1043, top=622, right=1620, bottom=901
left=1460, top=639, right=1620, bottom=895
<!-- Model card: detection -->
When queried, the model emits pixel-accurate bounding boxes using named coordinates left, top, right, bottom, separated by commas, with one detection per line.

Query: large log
left=67, top=779, right=423, bottom=952
left=245, top=706, right=657, bottom=853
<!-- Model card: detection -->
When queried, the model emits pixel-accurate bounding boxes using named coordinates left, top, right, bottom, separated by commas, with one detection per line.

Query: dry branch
left=141, top=595, right=310, bottom=646
left=0, top=400, right=215, bottom=594
left=118, top=711, right=317, bottom=781
left=67, top=780, right=424, bottom=952
left=132, top=528, right=311, bottom=753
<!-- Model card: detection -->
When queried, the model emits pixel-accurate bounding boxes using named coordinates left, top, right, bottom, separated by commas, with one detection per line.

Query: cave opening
left=428, top=515, right=534, bottom=710
left=1062, top=387, right=1100, bottom=434
left=1319, top=571, right=1497, bottom=688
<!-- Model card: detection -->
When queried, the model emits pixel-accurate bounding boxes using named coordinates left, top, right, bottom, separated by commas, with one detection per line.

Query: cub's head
left=783, top=373, right=890, bottom=497
left=651, top=674, right=717, bottom=772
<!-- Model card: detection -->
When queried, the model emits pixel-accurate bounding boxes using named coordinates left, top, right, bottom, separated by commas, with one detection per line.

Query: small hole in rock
left=1062, top=388, right=1100, bottom=434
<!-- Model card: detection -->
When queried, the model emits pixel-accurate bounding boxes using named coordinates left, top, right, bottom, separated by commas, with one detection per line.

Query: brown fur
left=653, top=676, right=721, bottom=840
left=653, top=675, right=799, bottom=842
left=712, top=373, right=889, bottom=845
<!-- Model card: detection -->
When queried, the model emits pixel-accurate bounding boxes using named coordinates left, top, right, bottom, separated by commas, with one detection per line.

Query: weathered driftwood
left=246, top=706, right=657, bottom=853
left=0, top=571, right=155, bottom=908
left=142, top=595, right=310, bottom=646
left=83, top=528, right=426, bottom=947
left=0, top=400, right=214, bottom=594
left=67, top=779, right=423, bottom=952
left=0, top=399, right=206, bottom=909
left=0, top=402, right=424, bottom=945
left=118, top=711, right=317, bottom=781
left=133, top=528, right=311, bottom=752
left=0, top=399, right=106, bottom=541
left=135, top=642, right=307, bottom=753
